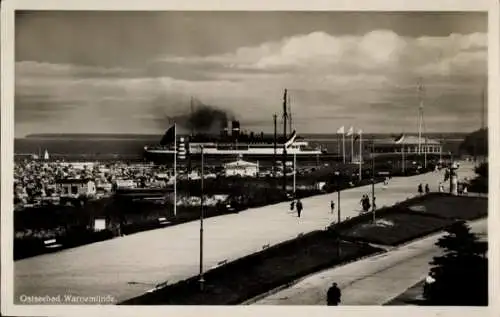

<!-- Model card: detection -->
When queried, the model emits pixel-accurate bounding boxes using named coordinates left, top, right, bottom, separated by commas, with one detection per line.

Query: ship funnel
left=221, top=120, right=229, bottom=137
left=232, top=120, right=240, bottom=138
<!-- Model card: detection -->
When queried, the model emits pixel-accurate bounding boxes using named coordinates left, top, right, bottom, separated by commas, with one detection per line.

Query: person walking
left=296, top=199, right=303, bottom=218
left=439, top=183, right=445, bottom=193
left=330, top=200, right=335, bottom=214
left=418, top=183, right=423, bottom=195
left=425, top=184, right=430, bottom=194
left=290, top=200, right=295, bottom=212
left=361, top=195, right=370, bottom=212
left=327, top=282, right=342, bottom=306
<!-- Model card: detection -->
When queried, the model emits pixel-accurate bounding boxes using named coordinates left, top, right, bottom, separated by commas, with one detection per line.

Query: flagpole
left=424, top=137, right=427, bottom=169
left=359, top=131, right=362, bottom=181
left=337, top=134, right=341, bottom=159
left=351, top=132, right=354, bottom=163
left=342, top=132, right=346, bottom=164
left=172, top=122, right=177, bottom=217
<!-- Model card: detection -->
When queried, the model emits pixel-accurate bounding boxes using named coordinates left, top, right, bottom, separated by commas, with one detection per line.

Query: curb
left=241, top=216, right=487, bottom=305
left=240, top=246, right=388, bottom=305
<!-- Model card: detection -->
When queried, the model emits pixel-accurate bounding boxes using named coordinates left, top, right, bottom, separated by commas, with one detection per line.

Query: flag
left=346, top=126, right=354, bottom=136
left=394, top=133, right=405, bottom=144
left=336, top=126, right=345, bottom=134
left=285, top=130, right=297, bottom=148
left=354, top=129, right=362, bottom=141
left=160, top=125, right=176, bottom=146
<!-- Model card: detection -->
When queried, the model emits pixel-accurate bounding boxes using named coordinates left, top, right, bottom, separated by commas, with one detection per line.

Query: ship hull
left=143, top=149, right=329, bottom=166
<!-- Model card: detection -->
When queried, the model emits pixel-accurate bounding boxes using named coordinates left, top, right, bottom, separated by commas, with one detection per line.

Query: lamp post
left=336, top=180, right=341, bottom=258
left=337, top=186, right=341, bottom=225
left=371, top=141, right=376, bottom=223
left=199, top=145, right=205, bottom=291
left=174, top=122, right=177, bottom=217
left=293, top=152, right=297, bottom=196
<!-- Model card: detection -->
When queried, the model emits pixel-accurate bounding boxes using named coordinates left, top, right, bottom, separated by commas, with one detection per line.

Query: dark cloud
left=13, top=11, right=488, bottom=136
left=16, top=11, right=486, bottom=68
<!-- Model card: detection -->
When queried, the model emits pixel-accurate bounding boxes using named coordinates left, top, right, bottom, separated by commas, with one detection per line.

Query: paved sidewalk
left=252, top=218, right=487, bottom=306
left=14, top=162, right=477, bottom=303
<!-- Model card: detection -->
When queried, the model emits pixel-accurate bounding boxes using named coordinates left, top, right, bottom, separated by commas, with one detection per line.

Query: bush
left=423, top=221, right=488, bottom=306
left=459, top=128, right=488, bottom=157
left=467, top=162, right=488, bottom=193
left=475, top=163, right=488, bottom=178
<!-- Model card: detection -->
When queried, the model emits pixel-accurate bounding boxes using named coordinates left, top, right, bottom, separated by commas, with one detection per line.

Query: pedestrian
left=418, top=183, right=423, bottom=195
left=327, top=282, right=341, bottom=306
left=296, top=199, right=303, bottom=218
left=362, top=195, right=370, bottom=212
left=439, top=184, right=445, bottom=193
left=330, top=200, right=335, bottom=214
left=425, top=184, right=430, bottom=194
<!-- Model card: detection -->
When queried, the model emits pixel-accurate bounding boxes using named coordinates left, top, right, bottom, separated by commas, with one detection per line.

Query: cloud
left=155, top=30, right=487, bottom=76
left=15, top=29, right=487, bottom=136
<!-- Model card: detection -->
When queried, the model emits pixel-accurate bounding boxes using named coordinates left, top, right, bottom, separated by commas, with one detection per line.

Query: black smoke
left=152, top=96, right=234, bottom=135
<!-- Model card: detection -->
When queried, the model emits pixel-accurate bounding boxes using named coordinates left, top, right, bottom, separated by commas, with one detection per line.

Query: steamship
left=143, top=120, right=325, bottom=162
left=144, top=89, right=326, bottom=162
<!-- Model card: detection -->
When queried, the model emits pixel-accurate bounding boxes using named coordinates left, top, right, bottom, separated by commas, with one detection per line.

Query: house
left=114, top=179, right=136, bottom=190
left=56, top=178, right=97, bottom=198
left=224, top=159, right=259, bottom=177
left=371, top=135, right=442, bottom=156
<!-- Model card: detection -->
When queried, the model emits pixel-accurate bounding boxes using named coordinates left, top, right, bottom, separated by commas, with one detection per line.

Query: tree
left=474, top=162, right=488, bottom=179
left=459, top=128, right=488, bottom=158
left=466, top=162, right=488, bottom=194
left=423, top=221, right=488, bottom=306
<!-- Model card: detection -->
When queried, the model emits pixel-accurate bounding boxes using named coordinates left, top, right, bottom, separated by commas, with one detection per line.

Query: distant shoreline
left=21, top=132, right=471, bottom=140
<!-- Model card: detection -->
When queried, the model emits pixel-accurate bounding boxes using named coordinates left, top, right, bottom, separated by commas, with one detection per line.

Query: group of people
left=417, top=183, right=430, bottom=195
left=290, top=199, right=304, bottom=217
left=360, top=194, right=372, bottom=212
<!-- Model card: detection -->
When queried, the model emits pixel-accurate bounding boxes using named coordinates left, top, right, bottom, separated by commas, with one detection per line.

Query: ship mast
left=417, top=79, right=428, bottom=168
left=283, top=89, right=288, bottom=139
left=190, top=97, right=194, bottom=137
left=282, top=89, right=288, bottom=193
left=273, top=114, right=277, bottom=177
left=417, top=79, right=425, bottom=155
left=288, top=93, right=292, bottom=134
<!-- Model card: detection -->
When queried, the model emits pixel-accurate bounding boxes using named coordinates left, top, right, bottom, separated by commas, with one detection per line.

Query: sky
left=15, top=11, right=488, bottom=137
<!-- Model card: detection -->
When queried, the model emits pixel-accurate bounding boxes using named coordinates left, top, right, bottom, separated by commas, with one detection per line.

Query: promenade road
left=14, top=162, right=477, bottom=304
left=253, top=218, right=487, bottom=306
